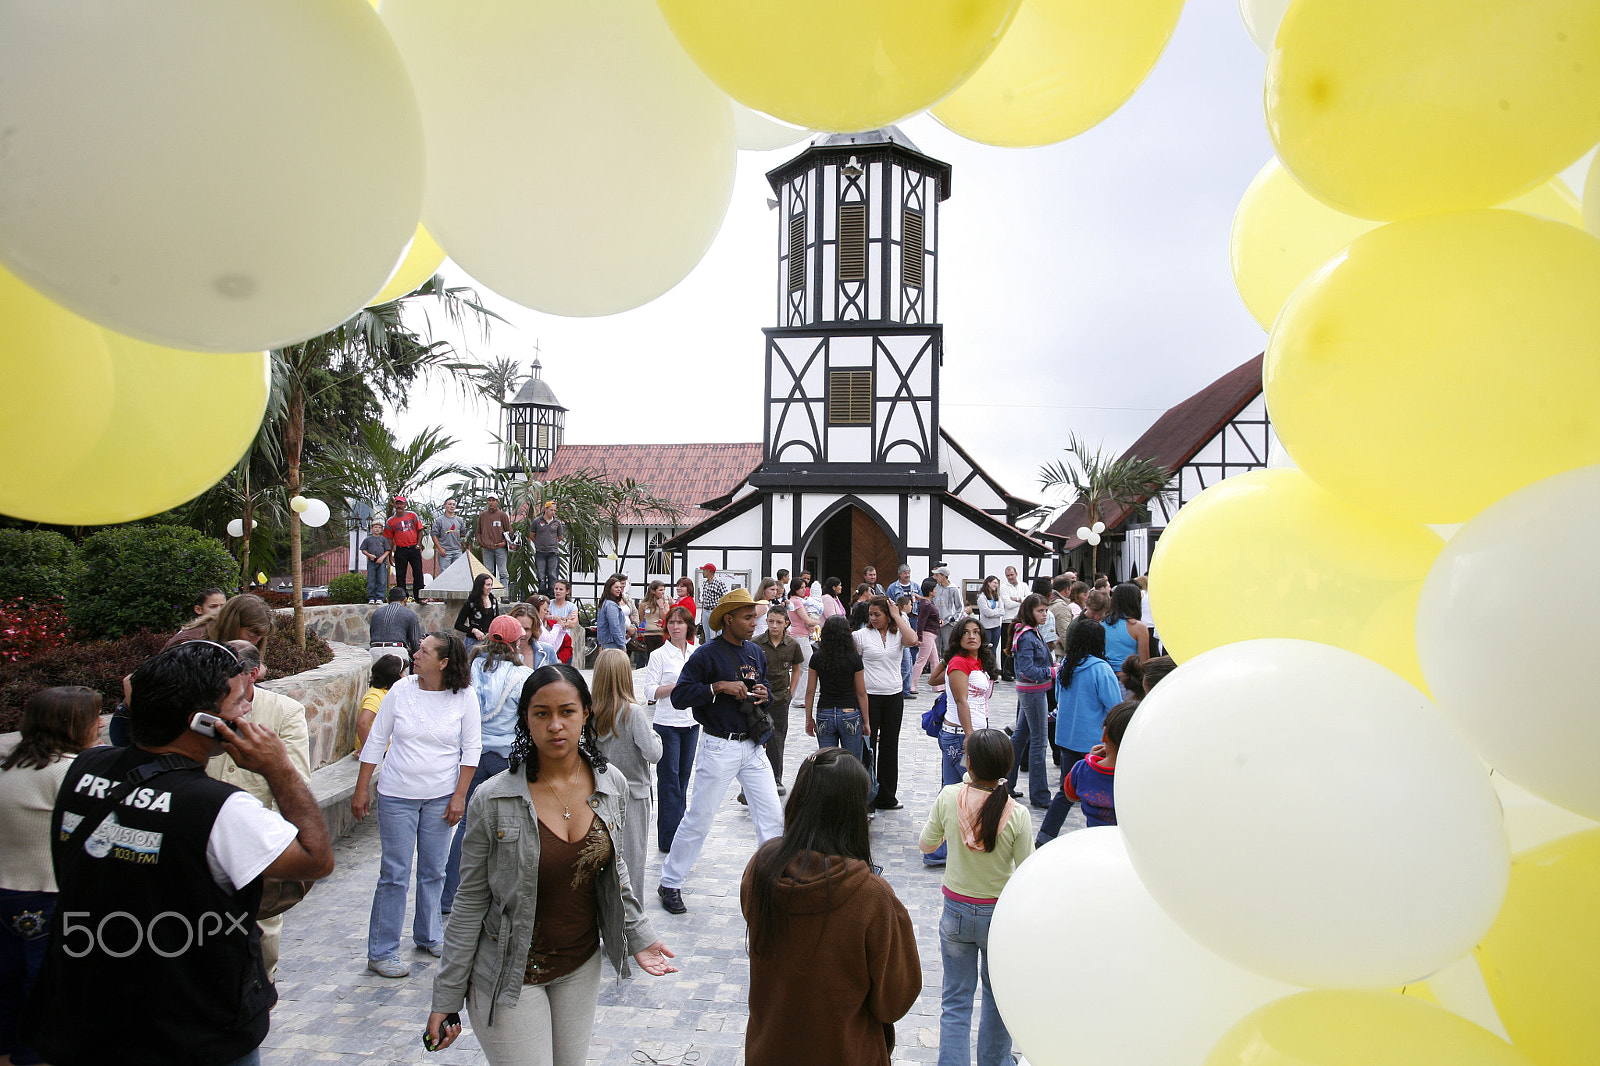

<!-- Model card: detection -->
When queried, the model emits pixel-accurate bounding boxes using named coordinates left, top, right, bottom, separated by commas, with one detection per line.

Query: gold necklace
left=539, top=777, right=583, bottom=821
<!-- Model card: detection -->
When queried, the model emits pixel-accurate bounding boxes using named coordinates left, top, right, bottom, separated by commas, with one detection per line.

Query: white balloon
left=991, top=828, right=1300, bottom=1066
left=1117, top=639, right=1509, bottom=989
left=383, top=0, right=736, bottom=317
left=421, top=543, right=436, bottom=560
left=0, top=0, right=423, bottom=352
left=1417, top=464, right=1600, bottom=821
left=1086, top=532, right=1101, bottom=545
left=1490, top=771, right=1600, bottom=855
left=1584, top=150, right=1600, bottom=239
left=1238, top=0, right=1293, bottom=53
left=1076, top=526, right=1093, bottom=540
left=732, top=101, right=811, bottom=151
left=226, top=519, right=245, bottom=539
left=300, top=498, right=331, bottom=528
left=1091, top=521, right=1106, bottom=534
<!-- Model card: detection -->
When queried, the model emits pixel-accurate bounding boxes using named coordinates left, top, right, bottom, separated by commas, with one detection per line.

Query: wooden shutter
left=838, top=203, right=866, bottom=281
left=788, top=214, right=806, bottom=291
left=902, top=209, right=924, bottom=288
left=828, top=369, right=872, bottom=425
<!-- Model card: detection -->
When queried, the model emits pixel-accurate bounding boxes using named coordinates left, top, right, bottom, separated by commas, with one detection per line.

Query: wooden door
left=850, top=508, right=899, bottom=593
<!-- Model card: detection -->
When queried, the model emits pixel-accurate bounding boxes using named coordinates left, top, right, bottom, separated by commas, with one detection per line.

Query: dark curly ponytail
left=507, top=663, right=609, bottom=780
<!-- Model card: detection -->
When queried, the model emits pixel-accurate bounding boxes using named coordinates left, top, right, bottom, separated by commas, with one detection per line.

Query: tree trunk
left=240, top=496, right=254, bottom=591
left=287, top=386, right=306, bottom=650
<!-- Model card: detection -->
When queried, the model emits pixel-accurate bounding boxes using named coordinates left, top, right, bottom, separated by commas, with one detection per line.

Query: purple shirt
left=1065, top=753, right=1116, bottom=827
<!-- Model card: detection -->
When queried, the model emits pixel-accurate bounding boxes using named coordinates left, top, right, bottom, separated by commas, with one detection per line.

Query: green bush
left=0, top=529, right=82, bottom=602
left=69, top=525, right=238, bottom=639
left=328, top=571, right=369, bottom=605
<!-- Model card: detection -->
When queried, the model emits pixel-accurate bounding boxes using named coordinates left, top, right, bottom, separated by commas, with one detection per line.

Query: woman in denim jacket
left=1007, top=595, right=1056, bottom=809
left=426, top=664, right=676, bottom=1064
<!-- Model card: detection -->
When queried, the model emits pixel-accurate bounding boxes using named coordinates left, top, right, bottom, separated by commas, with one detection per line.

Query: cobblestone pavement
left=263, top=674, right=1084, bottom=1065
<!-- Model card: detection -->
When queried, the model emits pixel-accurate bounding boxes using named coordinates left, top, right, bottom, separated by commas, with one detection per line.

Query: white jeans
left=659, top=732, right=784, bottom=889
left=468, top=948, right=602, bottom=1066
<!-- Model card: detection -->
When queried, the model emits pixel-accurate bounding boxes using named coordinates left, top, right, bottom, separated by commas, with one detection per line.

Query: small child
left=1062, top=700, right=1139, bottom=827
left=356, top=654, right=406, bottom=755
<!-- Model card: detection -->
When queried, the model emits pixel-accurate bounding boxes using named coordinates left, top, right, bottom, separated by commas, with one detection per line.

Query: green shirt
left=920, top=781, right=1035, bottom=900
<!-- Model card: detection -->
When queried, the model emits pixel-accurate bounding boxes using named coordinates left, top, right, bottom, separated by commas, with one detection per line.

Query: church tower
left=499, top=358, right=566, bottom=473
left=750, top=127, right=951, bottom=493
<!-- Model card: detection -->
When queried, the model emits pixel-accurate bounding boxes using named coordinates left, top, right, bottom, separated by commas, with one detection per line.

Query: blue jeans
left=369, top=792, right=453, bottom=960
left=1010, top=689, right=1051, bottom=807
left=482, top=547, right=509, bottom=593
left=654, top=723, right=699, bottom=852
left=441, top=751, right=508, bottom=913
left=1037, top=747, right=1088, bottom=843
left=939, top=897, right=1011, bottom=1066
left=815, top=707, right=865, bottom=761
left=901, top=646, right=915, bottom=696
left=0, top=888, right=53, bottom=1065
left=535, top=550, right=559, bottom=596
left=365, top=561, right=387, bottom=601
left=925, top=728, right=968, bottom=865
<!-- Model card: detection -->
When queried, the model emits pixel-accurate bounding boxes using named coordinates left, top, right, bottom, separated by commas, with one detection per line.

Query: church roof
left=507, top=374, right=565, bottom=409
left=768, top=127, right=952, bottom=200
left=1043, top=352, right=1265, bottom=543
left=542, top=442, right=765, bottom=525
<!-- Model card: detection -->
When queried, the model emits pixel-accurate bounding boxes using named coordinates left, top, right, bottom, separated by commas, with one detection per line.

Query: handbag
left=257, top=877, right=312, bottom=919
left=921, top=691, right=949, bottom=738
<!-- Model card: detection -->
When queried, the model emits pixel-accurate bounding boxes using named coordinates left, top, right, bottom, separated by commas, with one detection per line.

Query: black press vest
left=29, top=745, right=275, bottom=1066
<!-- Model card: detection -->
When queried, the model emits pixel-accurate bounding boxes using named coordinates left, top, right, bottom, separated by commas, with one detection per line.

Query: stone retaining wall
left=260, top=639, right=373, bottom=771
left=276, top=601, right=454, bottom=648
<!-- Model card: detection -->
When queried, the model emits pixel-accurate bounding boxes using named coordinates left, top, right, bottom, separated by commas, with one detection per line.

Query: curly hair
left=507, top=663, right=609, bottom=780
left=808, top=615, right=857, bottom=676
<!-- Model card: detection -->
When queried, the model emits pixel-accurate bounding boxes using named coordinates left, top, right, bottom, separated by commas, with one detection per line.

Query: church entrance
left=801, top=505, right=900, bottom=596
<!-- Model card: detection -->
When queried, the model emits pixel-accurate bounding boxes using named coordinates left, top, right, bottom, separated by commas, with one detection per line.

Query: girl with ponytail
left=919, top=728, right=1034, bottom=1066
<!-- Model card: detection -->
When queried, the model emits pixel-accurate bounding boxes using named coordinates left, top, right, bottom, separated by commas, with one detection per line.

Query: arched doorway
left=800, top=502, right=900, bottom=594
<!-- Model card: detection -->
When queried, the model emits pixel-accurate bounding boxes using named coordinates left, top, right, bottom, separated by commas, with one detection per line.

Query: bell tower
left=499, top=357, right=566, bottom=473
left=750, top=127, right=951, bottom=491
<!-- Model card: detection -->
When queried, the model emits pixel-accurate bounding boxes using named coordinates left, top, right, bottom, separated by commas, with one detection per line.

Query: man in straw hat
left=655, top=586, right=781, bottom=915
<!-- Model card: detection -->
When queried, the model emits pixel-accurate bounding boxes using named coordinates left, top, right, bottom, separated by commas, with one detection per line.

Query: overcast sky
left=392, top=0, right=1282, bottom=508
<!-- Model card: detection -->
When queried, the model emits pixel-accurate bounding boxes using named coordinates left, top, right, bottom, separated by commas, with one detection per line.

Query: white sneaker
left=368, top=956, right=411, bottom=978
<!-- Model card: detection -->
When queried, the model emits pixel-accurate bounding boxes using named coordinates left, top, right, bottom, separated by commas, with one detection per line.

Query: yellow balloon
left=1586, top=153, right=1600, bottom=239
left=0, top=266, right=269, bottom=525
left=654, top=0, right=1021, bottom=132
left=1232, top=159, right=1584, bottom=329
left=365, top=223, right=444, bottom=306
left=1265, top=209, right=1600, bottom=524
left=1475, top=828, right=1600, bottom=1066
left=1206, top=990, right=1535, bottom=1066
left=1148, top=468, right=1442, bottom=690
left=930, top=0, right=1184, bottom=148
left=1266, top=0, right=1600, bottom=220
left=289, top=495, right=310, bottom=513
left=0, top=267, right=118, bottom=516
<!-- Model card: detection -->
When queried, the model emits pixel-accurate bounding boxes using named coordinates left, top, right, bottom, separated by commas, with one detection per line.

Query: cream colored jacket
left=208, top=686, right=312, bottom=810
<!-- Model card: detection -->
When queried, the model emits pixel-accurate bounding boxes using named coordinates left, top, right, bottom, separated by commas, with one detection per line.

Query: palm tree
left=441, top=354, right=526, bottom=412
left=451, top=441, right=681, bottom=597
left=273, top=276, right=501, bottom=646
left=310, top=424, right=475, bottom=514
left=1037, top=433, right=1174, bottom=577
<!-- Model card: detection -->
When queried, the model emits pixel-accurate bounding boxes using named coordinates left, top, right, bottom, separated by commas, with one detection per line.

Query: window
left=902, top=209, right=924, bottom=288
left=838, top=203, right=866, bottom=281
left=828, top=369, right=872, bottom=425
left=536, top=423, right=550, bottom=451
left=788, top=214, right=806, bottom=291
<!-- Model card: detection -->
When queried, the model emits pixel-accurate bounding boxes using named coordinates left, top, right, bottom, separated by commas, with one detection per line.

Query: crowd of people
left=0, top=562, right=1171, bottom=1066
left=359, top=494, right=568, bottom=605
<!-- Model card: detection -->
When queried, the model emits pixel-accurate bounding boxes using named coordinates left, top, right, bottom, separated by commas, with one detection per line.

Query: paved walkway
left=263, top=676, right=1084, bottom=1065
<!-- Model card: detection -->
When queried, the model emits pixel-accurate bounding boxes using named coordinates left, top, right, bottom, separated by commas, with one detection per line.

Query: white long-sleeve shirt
left=643, top=640, right=696, bottom=727
left=999, top=579, right=1028, bottom=623
left=360, top=675, right=481, bottom=800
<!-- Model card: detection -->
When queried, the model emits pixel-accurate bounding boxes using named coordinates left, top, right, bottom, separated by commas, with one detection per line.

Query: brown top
left=477, top=508, right=511, bottom=550
left=524, top=818, right=611, bottom=985
left=753, top=632, right=804, bottom=704
left=740, top=847, right=921, bottom=1066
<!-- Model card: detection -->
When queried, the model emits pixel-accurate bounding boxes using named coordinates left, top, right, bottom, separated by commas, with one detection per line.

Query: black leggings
left=867, top=693, right=905, bottom=807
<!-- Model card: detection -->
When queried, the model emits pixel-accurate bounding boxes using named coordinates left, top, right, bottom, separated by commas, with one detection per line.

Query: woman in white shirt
left=353, top=631, right=482, bottom=978
left=642, top=605, right=697, bottom=853
left=851, top=597, right=918, bottom=812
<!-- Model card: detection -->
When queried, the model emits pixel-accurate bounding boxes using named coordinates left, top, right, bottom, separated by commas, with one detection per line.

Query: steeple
left=500, top=354, right=567, bottom=473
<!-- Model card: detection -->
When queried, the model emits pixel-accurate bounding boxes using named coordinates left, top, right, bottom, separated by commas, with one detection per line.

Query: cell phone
left=422, top=1012, right=461, bottom=1051
left=190, top=711, right=223, bottom=737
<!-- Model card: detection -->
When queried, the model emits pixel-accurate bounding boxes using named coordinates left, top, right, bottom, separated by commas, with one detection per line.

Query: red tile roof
left=1044, top=353, right=1264, bottom=542
left=543, top=442, right=765, bottom=524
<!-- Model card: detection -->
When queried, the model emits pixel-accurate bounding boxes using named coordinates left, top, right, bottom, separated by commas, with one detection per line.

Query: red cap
left=699, top=563, right=716, bottom=572
left=393, top=495, right=407, bottom=504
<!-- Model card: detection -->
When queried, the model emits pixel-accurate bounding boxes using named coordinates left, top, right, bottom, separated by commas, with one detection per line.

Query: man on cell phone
left=26, top=641, right=335, bottom=1066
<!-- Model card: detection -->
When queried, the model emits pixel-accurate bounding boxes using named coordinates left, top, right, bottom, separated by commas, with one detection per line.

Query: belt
left=705, top=728, right=756, bottom=741
left=371, top=641, right=406, bottom=648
